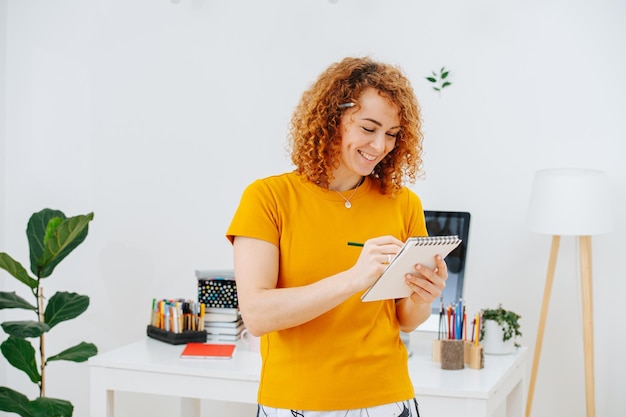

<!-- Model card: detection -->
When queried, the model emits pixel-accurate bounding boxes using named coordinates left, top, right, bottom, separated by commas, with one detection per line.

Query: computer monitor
left=424, top=210, right=471, bottom=315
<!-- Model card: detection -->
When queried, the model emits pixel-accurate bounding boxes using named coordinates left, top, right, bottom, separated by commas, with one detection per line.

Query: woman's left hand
left=404, top=254, right=448, bottom=304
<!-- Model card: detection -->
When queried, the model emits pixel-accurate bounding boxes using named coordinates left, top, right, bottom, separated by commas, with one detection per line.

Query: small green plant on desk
left=0, top=209, right=96, bottom=417
left=481, top=304, right=522, bottom=348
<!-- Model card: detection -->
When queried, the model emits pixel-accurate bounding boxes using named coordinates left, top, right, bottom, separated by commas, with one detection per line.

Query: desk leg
left=106, top=390, right=114, bottom=417
left=507, top=380, right=524, bottom=417
left=181, top=397, right=201, bottom=417
left=90, top=367, right=114, bottom=417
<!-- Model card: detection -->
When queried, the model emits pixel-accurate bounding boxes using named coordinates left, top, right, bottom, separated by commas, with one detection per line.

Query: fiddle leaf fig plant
left=0, top=209, right=96, bottom=417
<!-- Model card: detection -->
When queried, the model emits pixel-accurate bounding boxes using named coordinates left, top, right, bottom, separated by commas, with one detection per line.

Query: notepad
left=180, top=342, right=236, bottom=359
left=361, top=235, right=462, bottom=302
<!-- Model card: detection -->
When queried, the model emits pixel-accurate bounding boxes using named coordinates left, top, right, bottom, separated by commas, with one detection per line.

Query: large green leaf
left=0, top=253, right=38, bottom=289
left=0, top=388, right=72, bottom=417
left=39, top=214, right=93, bottom=274
left=0, top=337, right=41, bottom=384
left=29, top=397, right=73, bottom=417
left=1, top=321, right=50, bottom=338
left=44, top=292, right=89, bottom=329
left=0, top=292, right=37, bottom=311
left=47, top=342, right=97, bottom=363
left=0, top=386, right=33, bottom=417
left=27, top=209, right=65, bottom=277
left=27, top=210, right=94, bottom=278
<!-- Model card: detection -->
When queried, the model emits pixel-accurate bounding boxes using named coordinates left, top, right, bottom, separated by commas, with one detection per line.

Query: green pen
left=347, top=242, right=364, bottom=247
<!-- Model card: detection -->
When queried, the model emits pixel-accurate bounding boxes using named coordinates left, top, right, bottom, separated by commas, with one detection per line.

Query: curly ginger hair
left=289, top=56, right=424, bottom=196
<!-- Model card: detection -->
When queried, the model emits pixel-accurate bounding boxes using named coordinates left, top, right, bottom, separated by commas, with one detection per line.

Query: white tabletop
left=408, top=347, right=527, bottom=399
left=91, top=337, right=526, bottom=399
left=89, top=338, right=262, bottom=382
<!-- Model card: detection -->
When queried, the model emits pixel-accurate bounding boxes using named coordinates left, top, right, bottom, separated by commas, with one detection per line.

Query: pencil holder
left=464, top=341, right=472, bottom=364
left=146, top=325, right=207, bottom=345
left=440, top=340, right=464, bottom=370
left=432, top=339, right=442, bottom=363
left=466, top=343, right=484, bottom=370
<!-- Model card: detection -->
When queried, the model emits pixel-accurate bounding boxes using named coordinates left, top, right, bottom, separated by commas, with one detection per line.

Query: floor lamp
left=525, top=168, right=612, bottom=417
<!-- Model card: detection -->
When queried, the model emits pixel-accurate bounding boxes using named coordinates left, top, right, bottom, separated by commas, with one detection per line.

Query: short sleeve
left=226, top=179, right=281, bottom=247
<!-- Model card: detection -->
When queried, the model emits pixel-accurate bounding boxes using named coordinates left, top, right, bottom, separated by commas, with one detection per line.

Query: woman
left=227, top=57, right=448, bottom=417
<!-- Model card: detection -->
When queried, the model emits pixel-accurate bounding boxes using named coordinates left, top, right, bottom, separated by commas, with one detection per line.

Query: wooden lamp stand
left=525, top=235, right=595, bottom=417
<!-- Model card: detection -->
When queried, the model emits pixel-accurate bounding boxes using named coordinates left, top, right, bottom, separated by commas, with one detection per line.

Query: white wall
left=2, top=0, right=625, bottom=416
left=0, top=0, right=8, bottom=390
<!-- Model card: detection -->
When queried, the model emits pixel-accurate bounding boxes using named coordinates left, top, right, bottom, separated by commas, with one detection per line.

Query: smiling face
left=332, top=88, right=400, bottom=191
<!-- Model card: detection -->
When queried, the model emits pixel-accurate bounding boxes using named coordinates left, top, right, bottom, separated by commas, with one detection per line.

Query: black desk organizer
left=146, top=325, right=207, bottom=345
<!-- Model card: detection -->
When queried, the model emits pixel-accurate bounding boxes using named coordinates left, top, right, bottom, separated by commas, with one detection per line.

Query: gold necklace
left=333, top=177, right=364, bottom=209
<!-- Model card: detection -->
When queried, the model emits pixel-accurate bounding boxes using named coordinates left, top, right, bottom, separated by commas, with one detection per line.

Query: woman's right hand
left=349, top=235, right=404, bottom=292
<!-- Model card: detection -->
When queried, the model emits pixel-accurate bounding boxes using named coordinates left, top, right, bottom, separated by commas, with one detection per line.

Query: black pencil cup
left=146, top=325, right=207, bottom=345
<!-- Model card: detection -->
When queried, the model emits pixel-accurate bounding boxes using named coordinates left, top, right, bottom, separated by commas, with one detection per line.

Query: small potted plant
left=480, top=304, right=522, bottom=355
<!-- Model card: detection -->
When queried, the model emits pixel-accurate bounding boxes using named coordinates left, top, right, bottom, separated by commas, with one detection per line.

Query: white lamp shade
left=527, top=168, right=613, bottom=236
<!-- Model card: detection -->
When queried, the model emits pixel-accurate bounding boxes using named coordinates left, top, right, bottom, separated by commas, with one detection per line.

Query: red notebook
left=180, top=343, right=236, bottom=359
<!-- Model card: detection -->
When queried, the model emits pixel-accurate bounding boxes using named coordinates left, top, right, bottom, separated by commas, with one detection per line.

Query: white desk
left=408, top=347, right=527, bottom=417
left=89, top=338, right=527, bottom=417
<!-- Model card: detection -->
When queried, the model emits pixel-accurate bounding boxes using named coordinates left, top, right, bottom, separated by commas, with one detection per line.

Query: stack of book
left=196, top=269, right=244, bottom=342
left=203, top=307, right=244, bottom=342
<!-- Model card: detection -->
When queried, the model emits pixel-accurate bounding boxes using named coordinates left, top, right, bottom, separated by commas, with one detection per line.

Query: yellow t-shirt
left=226, top=172, right=427, bottom=410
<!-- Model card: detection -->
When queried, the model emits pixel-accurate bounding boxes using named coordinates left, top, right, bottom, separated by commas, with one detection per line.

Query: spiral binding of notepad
left=410, top=235, right=460, bottom=246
